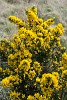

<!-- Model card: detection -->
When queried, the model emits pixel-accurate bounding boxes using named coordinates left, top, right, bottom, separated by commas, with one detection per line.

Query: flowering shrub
left=0, top=6, right=67, bottom=100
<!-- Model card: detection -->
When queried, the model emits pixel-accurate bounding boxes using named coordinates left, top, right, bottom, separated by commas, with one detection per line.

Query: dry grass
left=0, top=0, right=67, bottom=39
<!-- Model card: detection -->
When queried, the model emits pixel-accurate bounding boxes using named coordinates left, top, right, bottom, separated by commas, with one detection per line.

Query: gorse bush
left=0, top=6, right=67, bottom=100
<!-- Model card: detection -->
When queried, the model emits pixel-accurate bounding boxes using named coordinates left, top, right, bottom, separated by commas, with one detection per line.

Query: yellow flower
left=10, top=90, right=20, bottom=99
left=34, top=93, right=43, bottom=99
left=22, top=94, right=25, bottom=99
left=58, top=67, right=65, bottom=71
left=62, top=70, right=67, bottom=80
left=19, top=59, right=30, bottom=72
left=8, top=54, right=14, bottom=60
left=9, top=16, right=25, bottom=27
left=0, top=67, right=2, bottom=72
left=28, top=70, right=36, bottom=80
left=36, top=25, right=44, bottom=33
left=53, top=23, right=64, bottom=36
left=33, top=61, right=42, bottom=73
left=30, top=6, right=37, bottom=15
left=37, top=32, right=43, bottom=37
left=26, top=9, right=38, bottom=21
left=40, top=73, right=59, bottom=95
left=62, top=52, right=67, bottom=61
left=1, top=77, right=10, bottom=88
left=52, top=72, right=59, bottom=79
left=24, top=49, right=32, bottom=58
left=43, top=22, right=48, bottom=29
left=18, top=27, right=26, bottom=34
left=27, top=95, right=34, bottom=100
left=58, top=23, right=64, bottom=35
left=45, top=18, right=54, bottom=26
left=60, top=53, right=67, bottom=69
left=36, top=77, right=40, bottom=83
left=38, top=18, right=43, bottom=25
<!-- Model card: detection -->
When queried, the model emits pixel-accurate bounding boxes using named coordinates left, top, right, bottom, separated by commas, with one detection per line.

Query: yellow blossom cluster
left=1, top=75, right=22, bottom=88
left=28, top=70, right=36, bottom=80
left=59, top=52, right=67, bottom=71
left=9, top=90, right=20, bottom=100
left=33, top=61, right=42, bottom=73
left=40, top=73, right=59, bottom=98
left=58, top=53, right=67, bottom=89
left=9, top=16, right=25, bottom=27
left=0, top=7, right=67, bottom=100
left=27, top=93, right=43, bottom=100
left=1, top=77, right=10, bottom=88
